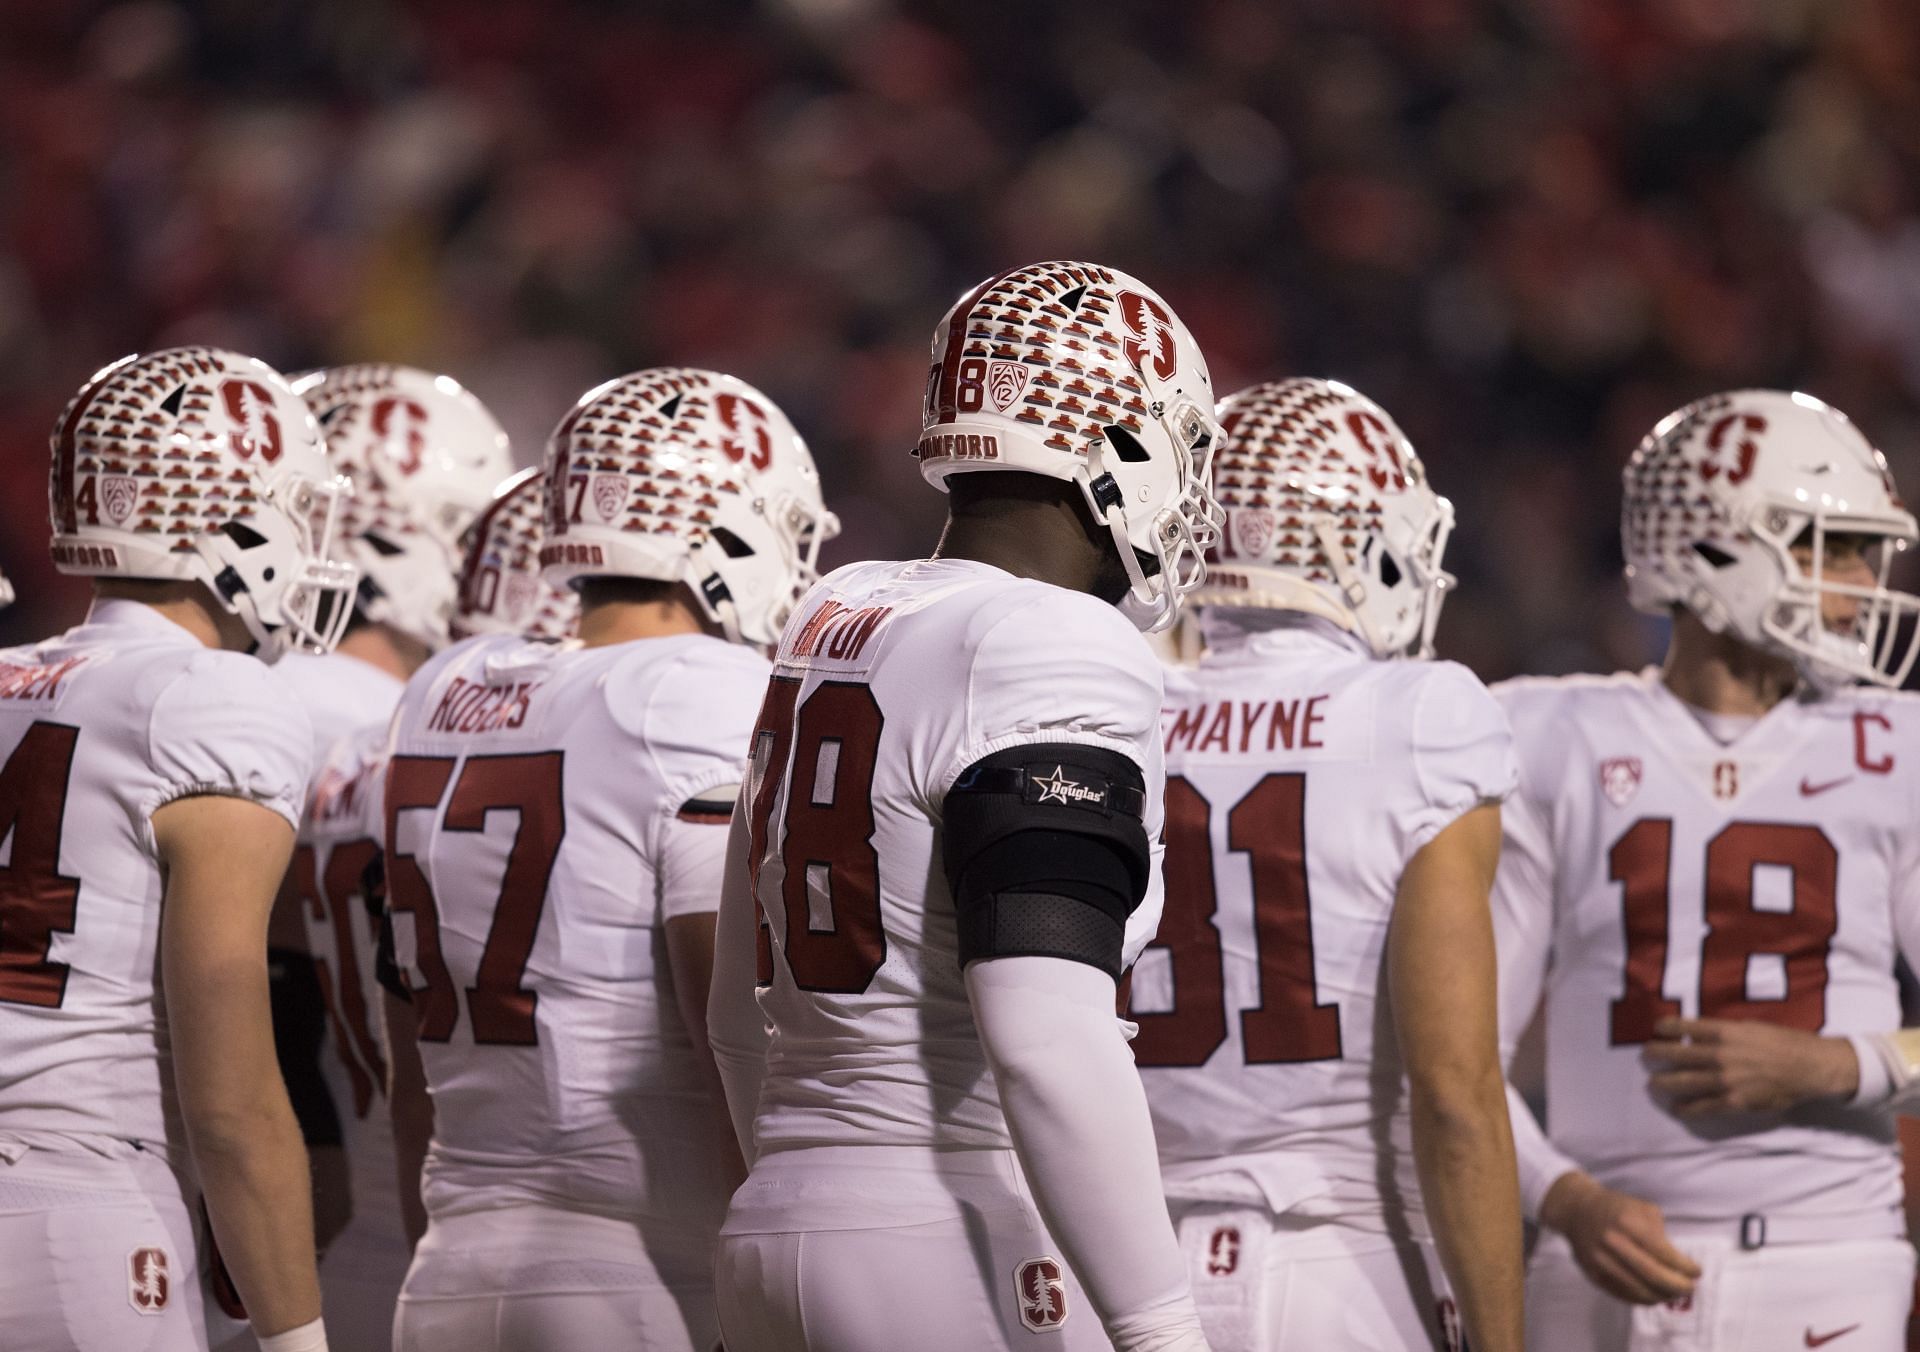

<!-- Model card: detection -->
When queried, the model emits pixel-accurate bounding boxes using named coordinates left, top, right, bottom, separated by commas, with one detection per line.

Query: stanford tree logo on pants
left=1015, top=1256, right=1068, bottom=1331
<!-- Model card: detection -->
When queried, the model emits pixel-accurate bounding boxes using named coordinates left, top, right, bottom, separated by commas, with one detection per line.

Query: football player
left=381, top=368, right=834, bottom=1350
left=233, top=365, right=514, bottom=1352
left=709, top=261, right=1225, bottom=1351
left=1132, top=379, right=1523, bottom=1351
left=1495, top=390, right=1920, bottom=1350
left=0, top=348, right=357, bottom=1352
left=448, top=467, right=581, bottom=645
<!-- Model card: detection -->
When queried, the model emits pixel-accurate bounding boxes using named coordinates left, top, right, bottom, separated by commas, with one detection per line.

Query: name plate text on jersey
left=1163, top=693, right=1350, bottom=758
left=426, top=675, right=539, bottom=734
left=785, top=599, right=893, bottom=666
left=0, top=655, right=88, bottom=705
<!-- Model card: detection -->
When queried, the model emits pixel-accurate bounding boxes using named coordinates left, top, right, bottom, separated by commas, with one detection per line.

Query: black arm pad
left=943, top=744, right=1152, bottom=978
left=266, top=947, right=343, bottom=1148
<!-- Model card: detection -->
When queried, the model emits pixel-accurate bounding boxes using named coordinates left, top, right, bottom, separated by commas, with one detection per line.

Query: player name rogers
left=426, top=674, right=540, bottom=734
left=917, top=432, right=1000, bottom=461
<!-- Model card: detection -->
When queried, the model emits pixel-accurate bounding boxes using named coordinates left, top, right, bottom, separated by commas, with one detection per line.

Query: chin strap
left=1310, top=514, right=1389, bottom=656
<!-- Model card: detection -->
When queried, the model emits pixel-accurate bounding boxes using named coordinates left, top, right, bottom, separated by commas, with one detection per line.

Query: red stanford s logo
left=1118, top=291, right=1178, bottom=382
left=1015, top=1256, right=1069, bottom=1331
left=220, top=379, right=283, bottom=465
left=128, top=1247, right=170, bottom=1315
left=370, top=396, right=429, bottom=475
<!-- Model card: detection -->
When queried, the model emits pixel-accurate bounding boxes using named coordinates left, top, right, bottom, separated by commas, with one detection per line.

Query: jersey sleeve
left=614, top=642, right=771, bottom=921
left=1401, top=662, right=1518, bottom=864
left=143, top=651, right=313, bottom=833
left=1486, top=683, right=1556, bottom=1057
left=947, top=589, right=1163, bottom=796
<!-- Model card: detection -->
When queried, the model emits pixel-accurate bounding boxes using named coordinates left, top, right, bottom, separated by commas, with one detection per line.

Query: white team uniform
left=1130, top=617, right=1512, bottom=1352
left=201, top=653, right=410, bottom=1352
left=277, top=650, right=410, bottom=773
left=715, top=558, right=1169, bottom=1352
left=382, top=631, right=767, bottom=1352
left=298, top=719, right=410, bottom=1352
left=0, top=600, right=309, bottom=1352
left=1494, top=670, right=1920, bottom=1352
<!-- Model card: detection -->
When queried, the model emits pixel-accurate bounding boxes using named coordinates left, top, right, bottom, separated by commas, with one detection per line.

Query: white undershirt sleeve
left=966, top=955, right=1209, bottom=1352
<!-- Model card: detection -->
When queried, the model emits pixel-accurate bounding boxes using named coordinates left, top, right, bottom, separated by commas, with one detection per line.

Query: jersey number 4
left=746, top=676, right=887, bottom=994
left=385, top=753, right=565, bottom=1046
left=0, top=722, right=82, bottom=1009
left=1134, top=773, right=1342, bottom=1067
left=1608, top=817, right=1838, bottom=1043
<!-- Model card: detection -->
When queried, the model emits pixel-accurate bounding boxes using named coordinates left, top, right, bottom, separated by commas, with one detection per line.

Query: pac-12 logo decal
left=128, top=1247, right=170, bottom=1315
left=590, top=473, right=630, bottom=523
left=1599, top=756, right=1642, bottom=808
left=1117, top=291, right=1178, bottom=382
left=100, top=475, right=140, bottom=526
left=1229, top=506, right=1277, bottom=560
left=219, top=379, right=283, bottom=465
left=1206, top=1225, right=1241, bottom=1276
left=988, top=360, right=1030, bottom=413
left=1015, top=1256, right=1069, bottom=1332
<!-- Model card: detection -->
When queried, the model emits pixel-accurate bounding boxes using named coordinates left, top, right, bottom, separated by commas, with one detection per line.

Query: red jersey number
left=384, top=752, right=566, bottom=1045
left=0, top=722, right=83, bottom=1009
left=746, top=676, right=887, bottom=995
left=1134, top=772, right=1342, bottom=1067
left=1609, top=818, right=1838, bottom=1044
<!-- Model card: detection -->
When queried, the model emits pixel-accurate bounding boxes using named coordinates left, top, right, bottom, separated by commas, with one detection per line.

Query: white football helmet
left=47, top=347, right=358, bottom=662
left=1198, top=379, right=1454, bottom=659
left=1624, top=389, right=1920, bottom=689
left=916, top=261, right=1225, bottom=632
left=540, top=368, right=838, bottom=647
left=0, top=571, right=12, bottom=610
left=453, top=468, right=579, bottom=642
left=293, top=365, right=514, bottom=651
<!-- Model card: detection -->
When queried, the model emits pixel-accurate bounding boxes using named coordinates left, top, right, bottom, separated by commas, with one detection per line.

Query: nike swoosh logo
left=1799, top=776, right=1853, bottom=797
left=1806, top=1325, right=1861, bottom=1347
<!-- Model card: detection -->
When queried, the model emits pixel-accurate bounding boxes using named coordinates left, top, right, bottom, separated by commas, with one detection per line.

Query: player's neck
left=336, top=622, right=431, bottom=679
left=91, top=579, right=250, bottom=651
left=1660, top=611, right=1799, bottom=716
left=933, top=483, right=1115, bottom=599
left=578, top=595, right=713, bottom=648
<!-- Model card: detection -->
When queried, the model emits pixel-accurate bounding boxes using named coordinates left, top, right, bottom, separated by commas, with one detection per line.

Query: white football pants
left=393, top=1203, right=720, bottom=1352
left=714, top=1145, right=1112, bottom=1351
left=0, top=1136, right=208, bottom=1352
left=1527, top=1228, right=1915, bottom=1352
left=1170, top=1201, right=1460, bottom=1351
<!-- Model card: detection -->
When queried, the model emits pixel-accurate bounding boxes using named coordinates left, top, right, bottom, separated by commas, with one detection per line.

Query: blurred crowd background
left=5, top=0, right=1920, bottom=678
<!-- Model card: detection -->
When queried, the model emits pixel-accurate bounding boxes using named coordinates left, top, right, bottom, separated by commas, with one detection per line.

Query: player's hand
left=1539, top=1172, right=1700, bottom=1306
left=1642, top=1017, right=1858, bottom=1117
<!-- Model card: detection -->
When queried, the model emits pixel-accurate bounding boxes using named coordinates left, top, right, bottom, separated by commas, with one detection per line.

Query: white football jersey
left=276, top=651, right=406, bottom=781
left=1494, top=670, right=1920, bottom=1223
left=0, top=600, right=309, bottom=1153
left=1133, top=618, right=1515, bottom=1224
left=743, top=558, right=1168, bottom=1156
left=383, top=631, right=767, bottom=1223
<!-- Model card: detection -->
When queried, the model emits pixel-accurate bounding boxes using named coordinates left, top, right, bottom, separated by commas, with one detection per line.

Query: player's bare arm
left=665, top=910, right=748, bottom=1190
left=384, top=990, right=432, bottom=1248
left=155, top=792, right=325, bottom=1341
left=1389, top=801, right=1525, bottom=1352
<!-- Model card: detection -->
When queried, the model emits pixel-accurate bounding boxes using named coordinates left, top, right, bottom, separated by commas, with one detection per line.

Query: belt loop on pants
left=1738, top=1214, right=1766, bottom=1251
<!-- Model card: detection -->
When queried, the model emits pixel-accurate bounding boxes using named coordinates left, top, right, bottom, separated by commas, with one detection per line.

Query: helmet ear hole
left=220, top=521, right=270, bottom=550
left=1104, top=425, right=1152, bottom=463
left=1378, top=553, right=1402, bottom=589
left=361, top=530, right=406, bottom=557
left=710, top=526, right=756, bottom=559
left=1692, top=541, right=1738, bottom=569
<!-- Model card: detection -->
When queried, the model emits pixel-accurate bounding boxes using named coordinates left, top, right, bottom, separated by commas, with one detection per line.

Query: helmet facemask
left=1310, top=486, right=1456, bottom=659
left=1744, top=508, right=1920, bottom=691
left=195, top=470, right=359, bottom=662
left=1090, top=393, right=1227, bottom=633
